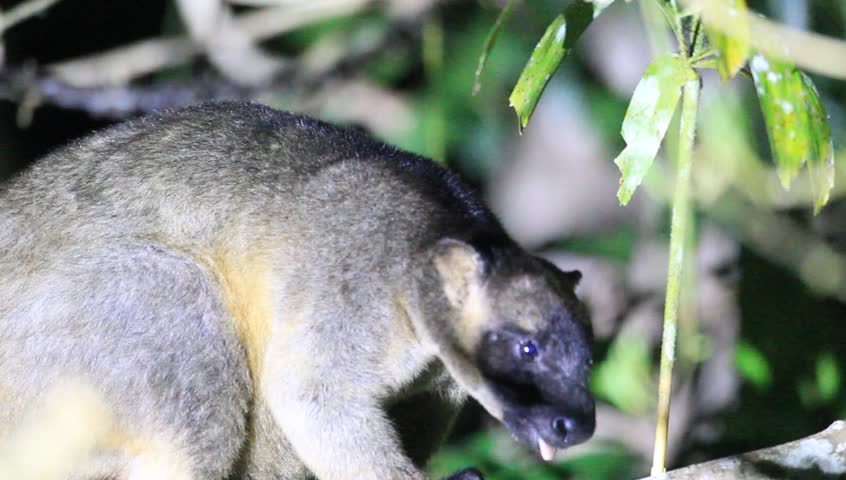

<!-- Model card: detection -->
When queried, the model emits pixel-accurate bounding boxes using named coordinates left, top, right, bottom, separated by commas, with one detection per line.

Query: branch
left=0, top=72, right=252, bottom=120
left=644, top=157, right=846, bottom=304
left=0, top=21, right=414, bottom=120
left=176, top=0, right=286, bottom=85
left=707, top=192, right=846, bottom=303
left=640, top=421, right=846, bottom=479
left=0, top=0, right=63, bottom=33
left=46, top=0, right=370, bottom=87
left=683, top=0, right=846, bottom=79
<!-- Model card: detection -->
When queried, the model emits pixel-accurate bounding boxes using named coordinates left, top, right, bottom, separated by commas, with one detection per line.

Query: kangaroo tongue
left=538, top=438, right=558, bottom=462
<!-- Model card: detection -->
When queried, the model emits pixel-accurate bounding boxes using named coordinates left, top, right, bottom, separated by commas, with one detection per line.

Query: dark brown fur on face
left=0, top=101, right=594, bottom=479
left=426, top=240, right=594, bottom=461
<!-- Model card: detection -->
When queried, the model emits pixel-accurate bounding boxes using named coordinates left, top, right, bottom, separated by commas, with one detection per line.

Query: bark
left=641, top=420, right=846, bottom=479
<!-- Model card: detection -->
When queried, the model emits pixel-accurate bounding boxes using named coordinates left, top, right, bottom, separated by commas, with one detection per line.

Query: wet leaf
left=735, top=341, right=772, bottom=391
left=750, top=54, right=806, bottom=187
left=613, top=54, right=694, bottom=205
left=800, top=72, right=835, bottom=214
left=751, top=54, right=835, bottom=212
left=702, top=0, right=750, bottom=81
left=472, top=0, right=515, bottom=95
left=816, top=352, right=841, bottom=402
left=592, top=336, right=654, bottom=415
left=508, top=1, right=598, bottom=130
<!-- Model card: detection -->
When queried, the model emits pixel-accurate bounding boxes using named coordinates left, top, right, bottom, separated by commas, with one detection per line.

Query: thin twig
left=0, top=18, right=415, bottom=118
left=47, top=0, right=371, bottom=87
left=176, top=0, right=286, bottom=85
left=707, top=193, right=846, bottom=303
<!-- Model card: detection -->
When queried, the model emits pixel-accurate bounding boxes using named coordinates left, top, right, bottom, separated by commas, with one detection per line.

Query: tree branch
left=0, top=20, right=415, bottom=120
left=0, top=0, right=63, bottom=33
left=641, top=421, right=846, bottom=479
left=683, top=0, right=846, bottom=79
left=46, top=0, right=371, bottom=87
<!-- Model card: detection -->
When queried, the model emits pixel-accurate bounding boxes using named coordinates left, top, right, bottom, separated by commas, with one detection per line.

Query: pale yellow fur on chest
left=202, top=246, right=274, bottom=387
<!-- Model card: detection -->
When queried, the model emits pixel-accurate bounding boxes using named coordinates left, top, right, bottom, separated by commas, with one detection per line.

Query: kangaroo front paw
left=444, top=467, right=484, bottom=480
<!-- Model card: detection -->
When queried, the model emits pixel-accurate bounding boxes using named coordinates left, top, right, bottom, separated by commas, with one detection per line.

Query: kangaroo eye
left=519, top=340, right=538, bottom=361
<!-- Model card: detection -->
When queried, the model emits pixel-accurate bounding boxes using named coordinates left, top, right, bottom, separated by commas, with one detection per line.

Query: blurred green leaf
left=422, top=15, right=446, bottom=164
left=556, top=228, right=636, bottom=262
left=562, top=444, right=639, bottom=480
left=816, top=351, right=841, bottom=402
left=367, top=46, right=415, bottom=85
left=272, top=10, right=378, bottom=51
left=473, top=0, right=516, bottom=95
left=702, top=0, right=750, bottom=81
left=800, top=72, right=836, bottom=214
left=592, top=336, right=654, bottom=414
left=750, top=54, right=835, bottom=211
left=585, top=84, right=631, bottom=146
left=508, top=1, right=596, bottom=130
left=698, top=91, right=752, bottom=204
left=735, top=341, right=772, bottom=391
left=427, top=432, right=497, bottom=478
left=431, top=432, right=640, bottom=480
left=613, top=54, right=694, bottom=205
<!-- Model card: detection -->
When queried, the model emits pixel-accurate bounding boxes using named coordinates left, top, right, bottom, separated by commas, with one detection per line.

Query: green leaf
left=702, top=0, right=750, bottom=81
left=472, top=0, right=516, bottom=96
left=613, top=54, right=694, bottom=205
left=751, top=54, right=835, bottom=212
left=800, top=72, right=835, bottom=214
left=556, top=228, right=636, bottom=262
left=592, top=336, right=654, bottom=414
left=816, top=351, right=841, bottom=402
left=508, top=1, right=599, bottom=130
left=735, top=341, right=772, bottom=391
left=750, top=54, right=807, bottom=188
left=562, top=446, right=640, bottom=480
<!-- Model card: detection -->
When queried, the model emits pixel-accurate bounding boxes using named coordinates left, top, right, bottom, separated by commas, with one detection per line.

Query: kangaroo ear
left=561, top=270, right=582, bottom=288
left=432, top=238, right=485, bottom=310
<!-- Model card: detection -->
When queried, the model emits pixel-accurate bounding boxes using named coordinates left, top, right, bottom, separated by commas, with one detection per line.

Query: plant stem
left=687, top=15, right=702, bottom=58
left=689, top=48, right=715, bottom=65
left=651, top=75, right=700, bottom=475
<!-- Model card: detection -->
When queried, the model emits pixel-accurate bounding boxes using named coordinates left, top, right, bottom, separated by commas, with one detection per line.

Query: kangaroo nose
left=552, top=416, right=570, bottom=437
left=550, top=411, right=594, bottom=445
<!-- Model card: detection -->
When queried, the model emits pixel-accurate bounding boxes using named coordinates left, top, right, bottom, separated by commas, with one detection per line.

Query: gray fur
left=0, top=102, right=593, bottom=479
